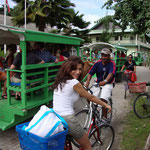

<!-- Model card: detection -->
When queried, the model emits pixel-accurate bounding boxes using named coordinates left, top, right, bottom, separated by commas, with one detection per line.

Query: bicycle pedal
left=101, top=118, right=110, bottom=124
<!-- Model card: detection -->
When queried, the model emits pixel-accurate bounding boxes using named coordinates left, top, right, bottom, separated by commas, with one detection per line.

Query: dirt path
left=0, top=66, right=150, bottom=150
left=111, top=66, right=150, bottom=150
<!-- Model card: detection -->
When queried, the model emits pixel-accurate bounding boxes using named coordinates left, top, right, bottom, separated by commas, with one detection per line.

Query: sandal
left=1, top=94, right=7, bottom=99
left=15, top=95, right=21, bottom=101
left=11, top=92, right=15, bottom=97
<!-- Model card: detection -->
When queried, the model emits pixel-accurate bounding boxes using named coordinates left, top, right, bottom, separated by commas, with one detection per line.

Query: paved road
left=0, top=66, right=150, bottom=150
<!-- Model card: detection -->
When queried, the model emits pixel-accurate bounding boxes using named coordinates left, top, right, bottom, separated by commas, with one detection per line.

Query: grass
left=120, top=98, right=150, bottom=150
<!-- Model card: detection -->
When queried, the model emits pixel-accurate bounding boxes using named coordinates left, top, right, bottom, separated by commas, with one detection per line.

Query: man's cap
left=101, top=48, right=111, bottom=55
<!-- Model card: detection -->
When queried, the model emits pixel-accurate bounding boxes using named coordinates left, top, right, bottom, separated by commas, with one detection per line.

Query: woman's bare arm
left=73, top=82, right=111, bottom=112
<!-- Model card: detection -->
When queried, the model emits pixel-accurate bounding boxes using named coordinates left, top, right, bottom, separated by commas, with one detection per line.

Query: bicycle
left=123, top=70, right=133, bottom=99
left=87, top=82, right=113, bottom=122
left=133, top=82, right=150, bottom=118
left=70, top=84, right=115, bottom=150
left=65, top=134, right=82, bottom=150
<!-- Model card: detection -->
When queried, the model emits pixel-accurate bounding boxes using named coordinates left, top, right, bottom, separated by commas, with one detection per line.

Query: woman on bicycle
left=52, top=56, right=111, bottom=150
left=121, top=54, right=137, bottom=82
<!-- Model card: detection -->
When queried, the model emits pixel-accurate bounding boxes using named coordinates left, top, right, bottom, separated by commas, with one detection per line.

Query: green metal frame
left=0, top=25, right=83, bottom=131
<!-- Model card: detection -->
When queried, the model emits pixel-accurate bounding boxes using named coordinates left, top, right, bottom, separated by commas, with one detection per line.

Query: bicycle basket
left=128, top=82, right=146, bottom=93
left=16, top=122, right=68, bottom=150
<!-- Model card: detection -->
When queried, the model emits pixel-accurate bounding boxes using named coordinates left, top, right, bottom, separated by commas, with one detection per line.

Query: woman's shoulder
left=67, top=79, right=79, bottom=85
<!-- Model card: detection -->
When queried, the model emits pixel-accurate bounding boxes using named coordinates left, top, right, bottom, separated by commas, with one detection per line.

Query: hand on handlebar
left=84, top=82, right=89, bottom=88
left=106, top=104, right=112, bottom=113
left=99, top=81, right=106, bottom=86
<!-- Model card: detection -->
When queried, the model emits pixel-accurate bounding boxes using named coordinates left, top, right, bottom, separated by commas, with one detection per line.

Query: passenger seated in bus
left=10, top=42, right=44, bottom=100
left=55, top=49, right=68, bottom=62
left=61, top=48, right=70, bottom=58
left=109, top=49, right=115, bottom=60
left=117, top=51, right=121, bottom=58
left=121, top=51, right=126, bottom=58
left=0, top=71, right=7, bottom=99
left=34, top=42, right=58, bottom=63
left=3, top=44, right=17, bottom=69
left=93, top=49, right=101, bottom=60
left=0, top=56, right=4, bottom=71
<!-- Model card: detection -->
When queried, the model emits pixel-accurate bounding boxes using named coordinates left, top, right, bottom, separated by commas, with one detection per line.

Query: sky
left=0, top=0, right=114, bottom=28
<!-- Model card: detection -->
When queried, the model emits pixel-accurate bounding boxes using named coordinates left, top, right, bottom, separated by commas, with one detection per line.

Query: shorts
left=100, top=84, right=113, bottom=102
left=11, top=76, right=21, bottom=83
left=62, top=114, right=85, bottom=139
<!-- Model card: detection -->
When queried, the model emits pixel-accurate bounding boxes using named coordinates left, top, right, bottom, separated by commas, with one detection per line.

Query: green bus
left=80, top=42, right=128, bottom=82
left=0, top=25, right=83, bottom=131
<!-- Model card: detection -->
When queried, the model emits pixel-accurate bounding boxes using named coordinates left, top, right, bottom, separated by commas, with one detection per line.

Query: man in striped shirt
left=85, top=48, right=116, bottom=119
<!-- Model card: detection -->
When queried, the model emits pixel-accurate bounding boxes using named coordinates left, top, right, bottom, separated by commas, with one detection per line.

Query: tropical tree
left=11, top=0, right=90, bottom=32
left=0, top=6, right=13, bottom=16
left=94, top=15, right=117, bottom=43
left=103, top=0, right=150, bottom=37
left=62, top=11, right=90, bottom=35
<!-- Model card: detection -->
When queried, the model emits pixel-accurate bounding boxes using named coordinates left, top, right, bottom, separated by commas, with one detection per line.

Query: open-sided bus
left=80, top=42, right=128, bottom=82
left=0, top=25, right=83, bottom=131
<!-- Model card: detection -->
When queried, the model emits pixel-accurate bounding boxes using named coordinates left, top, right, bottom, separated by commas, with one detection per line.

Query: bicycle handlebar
left=83, top=85, right=93, bottom=95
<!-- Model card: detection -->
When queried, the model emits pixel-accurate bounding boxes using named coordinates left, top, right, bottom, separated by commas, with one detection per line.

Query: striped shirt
left=89, top=60, right=116, bottom=84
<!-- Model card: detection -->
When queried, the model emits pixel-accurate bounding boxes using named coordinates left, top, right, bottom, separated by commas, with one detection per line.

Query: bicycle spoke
left=89, top=124, right=114, bottom=150
left=134, top=94, right=150, bottom=118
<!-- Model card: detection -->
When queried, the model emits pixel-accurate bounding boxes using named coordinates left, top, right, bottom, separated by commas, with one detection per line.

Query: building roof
left=0, top=24, right=84, bottom=45
left=0, top=14, right=53, bottom=32
left=88, top=22, right=133, bottom=35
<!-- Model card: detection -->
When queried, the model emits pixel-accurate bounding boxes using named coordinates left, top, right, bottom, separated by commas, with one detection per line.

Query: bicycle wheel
left=72, top=109, right=91, bottom=148
left=89, top=124, right=115, bottom=150
left=133, top=93, right=150, bottom=118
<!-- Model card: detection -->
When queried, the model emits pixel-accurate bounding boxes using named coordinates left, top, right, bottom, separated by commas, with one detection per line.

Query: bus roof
left=0, top=24, right=84, bottom=45
left=80, top=42, right=128, bottom=51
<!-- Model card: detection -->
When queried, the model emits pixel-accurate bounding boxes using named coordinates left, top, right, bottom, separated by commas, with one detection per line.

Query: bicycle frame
left=64, top=83, right=113, bottom=150
left=123, top=71, right=133, bottom=98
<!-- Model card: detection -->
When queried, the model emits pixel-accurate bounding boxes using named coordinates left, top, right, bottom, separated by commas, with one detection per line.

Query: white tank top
left=53, top=79, right=79, bottom=116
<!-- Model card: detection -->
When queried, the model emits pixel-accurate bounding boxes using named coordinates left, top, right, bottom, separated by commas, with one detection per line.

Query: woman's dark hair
left=52, top=56, right=84, bottom=90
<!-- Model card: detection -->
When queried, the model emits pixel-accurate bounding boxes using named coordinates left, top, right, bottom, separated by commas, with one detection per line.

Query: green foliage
left=0, top=48, right=5, bottom=57
left=103, top=0, right=150, bottom=36
left=11, top=0, right=90, bottom=33
left=95, top=15, right=116, bottom=42
left=0, top=6, right=14, bottom=16
left=120, top=100, right=150, bottom=150
left=99, top=31, right=112, bottom=43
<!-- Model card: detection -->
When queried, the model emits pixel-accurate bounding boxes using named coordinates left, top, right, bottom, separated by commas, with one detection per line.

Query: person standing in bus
left=85, top=48, right=116, bottom=119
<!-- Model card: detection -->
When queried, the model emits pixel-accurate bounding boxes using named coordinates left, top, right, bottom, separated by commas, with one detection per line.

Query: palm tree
left=12, top=0, right=76, bottom=31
